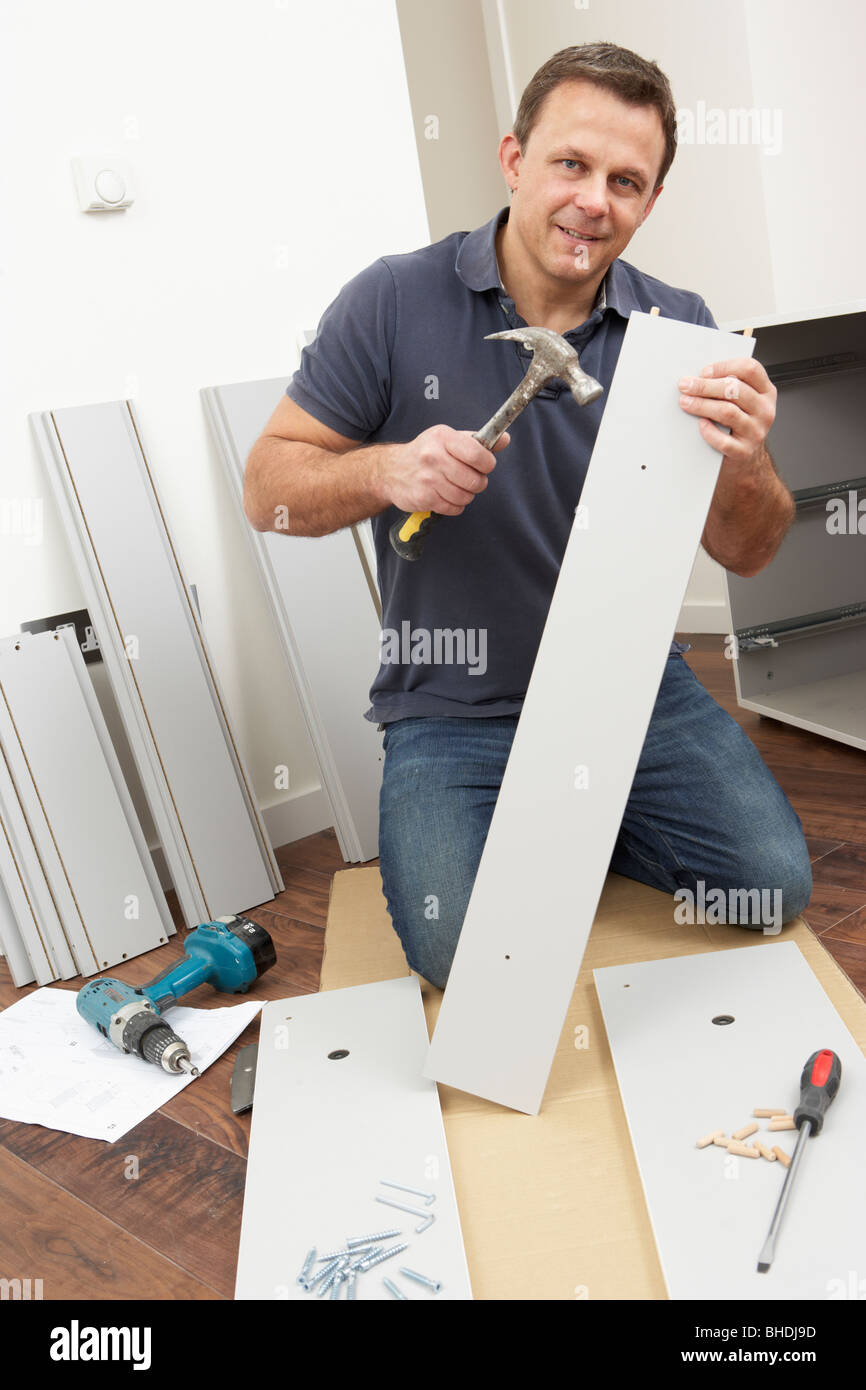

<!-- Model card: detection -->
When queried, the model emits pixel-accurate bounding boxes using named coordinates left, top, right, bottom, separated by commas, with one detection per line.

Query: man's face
left=504, top=79, right=666, bottom=284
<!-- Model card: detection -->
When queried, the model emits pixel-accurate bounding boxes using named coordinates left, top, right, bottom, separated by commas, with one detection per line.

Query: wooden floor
left=0, top=633, right=863, bottom=1299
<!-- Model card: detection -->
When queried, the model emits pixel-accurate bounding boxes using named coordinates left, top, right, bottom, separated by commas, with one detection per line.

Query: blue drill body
left=77, top=916, right=275, bottom=1074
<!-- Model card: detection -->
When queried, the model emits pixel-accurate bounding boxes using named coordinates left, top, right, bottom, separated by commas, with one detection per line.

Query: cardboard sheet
left=322, top=866, right=866, bottom=1299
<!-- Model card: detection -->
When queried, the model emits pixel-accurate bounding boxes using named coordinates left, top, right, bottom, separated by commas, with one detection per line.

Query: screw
left=317, top=1249, right=353, bottom=1262
left=347, top=1229, right=401, bottom=1247
left=357, top=1242, right=409, bottom=1272
left=329, top=1274, right=343, bottom=1299
left=383, top=1278, right=407, bottom=1299
left=305, top=1258, right=340, bottom=1292
left=380, top=1179, right=436, bottom=1206
left=317, top=1267, right=341, bottom=1297
left=348, top=1247, right=381, bottom=1271
left=400, top=1266, right=442, bottom=1294
left=297, top=1247, right=316, bottom=1284
left=346, top=1271, right=357, bottom=1300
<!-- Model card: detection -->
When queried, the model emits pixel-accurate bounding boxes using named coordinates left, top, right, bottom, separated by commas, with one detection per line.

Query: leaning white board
left=0, top=874, right=34, bottom=987
left=202, top=380, right=383, bottom=865
left=424, top=313, right=754, bottom=1114
left=0, top=816, right=46, bottom=985
left=0, top=631, right=174, bottom=975
left=235, top=978, right=472, bottom=1299
left=594, top=942, right=866, bottom=1300
left=32, top=401, right=282, bottom=922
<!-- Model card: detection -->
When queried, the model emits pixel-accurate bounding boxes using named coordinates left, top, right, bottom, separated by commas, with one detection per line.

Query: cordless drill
left=76, top=915, right=276, bottom=1076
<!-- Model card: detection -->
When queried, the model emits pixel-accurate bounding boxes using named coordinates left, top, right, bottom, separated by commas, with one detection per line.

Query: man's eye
left=561, top=159, right=579, bottom=170
left=617, top=176, right=638, bottom=189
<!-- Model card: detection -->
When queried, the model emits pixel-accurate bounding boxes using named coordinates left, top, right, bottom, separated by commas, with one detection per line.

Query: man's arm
left=700, top=443, right=795, bottom=578
left=243, top=395, right=506, bottom=536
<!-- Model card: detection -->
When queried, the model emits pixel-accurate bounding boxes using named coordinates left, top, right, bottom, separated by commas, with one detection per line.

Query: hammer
left=388, top=327, right=604, bottom=560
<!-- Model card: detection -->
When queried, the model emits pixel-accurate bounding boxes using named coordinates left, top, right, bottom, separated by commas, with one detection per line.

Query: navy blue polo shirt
left=286, top=206, right=718, bottom=724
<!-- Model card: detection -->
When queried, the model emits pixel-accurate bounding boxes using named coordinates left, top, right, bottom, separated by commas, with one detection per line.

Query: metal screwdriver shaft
left=756, top=1121, right=811, bottom=1272
left=756, top=1048, right=841, bottom=1273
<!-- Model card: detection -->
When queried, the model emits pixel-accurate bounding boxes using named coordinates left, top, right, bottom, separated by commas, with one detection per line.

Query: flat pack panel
left=202, top=380, right=383, bottom=863
left=235, top=978, right=472, bottom=1299
left=594, top=943, right=866, bottom=1299
left=30, top=411, right=202, bottom=927
left=0, top=631, right=173, bottom=973
left=35, top=401, right=281, bottom=920
left=0, top=761, right=71, bottom=984
left=424, top=314, right=754, bottom=1114
left=0, top=853, right=37, bottom=986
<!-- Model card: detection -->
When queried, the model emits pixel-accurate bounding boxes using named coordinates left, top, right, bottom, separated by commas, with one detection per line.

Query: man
left=244, top=42, right=812, bottom=989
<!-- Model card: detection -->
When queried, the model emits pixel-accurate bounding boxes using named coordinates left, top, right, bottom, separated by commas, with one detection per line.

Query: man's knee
left=378, top=859, right=473, bottom=990
left=725, top=831, right=812, bottom=929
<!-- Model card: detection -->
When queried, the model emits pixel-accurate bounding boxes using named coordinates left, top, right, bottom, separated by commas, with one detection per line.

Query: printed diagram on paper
left=0, top=988, right=261, bottom=1142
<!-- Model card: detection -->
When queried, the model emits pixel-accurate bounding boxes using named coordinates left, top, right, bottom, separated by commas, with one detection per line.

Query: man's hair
left=512, top=42, right=677, bottom=190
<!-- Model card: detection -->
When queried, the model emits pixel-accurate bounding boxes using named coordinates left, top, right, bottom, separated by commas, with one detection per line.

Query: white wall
left=0, top=0, right=429, bottom=844
left=743, top=0, right=866, bottom=315
left=481, top=0, right=864, bottom=630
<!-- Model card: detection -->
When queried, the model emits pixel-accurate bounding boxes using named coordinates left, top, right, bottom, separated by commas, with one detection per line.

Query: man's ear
left=641, top=183, right=664, bottom=224
left=499, top=132, right=522, bottom=192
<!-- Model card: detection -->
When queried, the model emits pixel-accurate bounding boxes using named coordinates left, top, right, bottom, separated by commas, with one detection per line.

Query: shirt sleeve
left=285, top=257, right=397, bottom=442
left=695, top=298, right=719, bottom=330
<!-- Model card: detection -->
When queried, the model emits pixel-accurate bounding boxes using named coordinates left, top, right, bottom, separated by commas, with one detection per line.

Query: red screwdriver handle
left=793, top=1048, right=842, bottom=1135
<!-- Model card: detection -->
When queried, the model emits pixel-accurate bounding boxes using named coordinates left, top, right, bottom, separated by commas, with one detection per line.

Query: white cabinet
left=727, top=302, right=866, bottom=750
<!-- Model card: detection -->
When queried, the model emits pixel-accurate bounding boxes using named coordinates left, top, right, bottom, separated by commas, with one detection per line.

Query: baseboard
left=677, top=600, right=732, bottom=635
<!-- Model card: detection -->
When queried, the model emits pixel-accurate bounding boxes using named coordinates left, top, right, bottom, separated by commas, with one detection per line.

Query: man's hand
left=382, top=423, right=510, bottom=517
left=676, top=356, right=794, bottom=578
left=677, top=356, right=776, bottom=470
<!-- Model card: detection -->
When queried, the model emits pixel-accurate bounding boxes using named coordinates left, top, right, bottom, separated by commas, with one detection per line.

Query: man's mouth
left=556, top=225, right=601, bottom=243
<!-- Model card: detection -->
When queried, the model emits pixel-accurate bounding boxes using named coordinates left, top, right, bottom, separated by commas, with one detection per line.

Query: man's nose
left=572, top=175, right=610, bottom=218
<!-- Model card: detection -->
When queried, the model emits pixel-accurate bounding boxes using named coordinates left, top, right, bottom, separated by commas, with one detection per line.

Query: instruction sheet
left=0, top=986, right=261, bottom=1142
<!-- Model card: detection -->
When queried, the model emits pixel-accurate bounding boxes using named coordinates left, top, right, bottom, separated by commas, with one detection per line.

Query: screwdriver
left=757, top=1048, right=842, bottom=1273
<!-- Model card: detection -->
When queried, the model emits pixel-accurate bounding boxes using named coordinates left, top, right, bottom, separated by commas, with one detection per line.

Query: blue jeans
left=378, top=655, right=813, bottom=989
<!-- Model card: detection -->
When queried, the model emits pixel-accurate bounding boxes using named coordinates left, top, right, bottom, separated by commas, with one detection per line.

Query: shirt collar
left=455, top=205, right=641, bottom=321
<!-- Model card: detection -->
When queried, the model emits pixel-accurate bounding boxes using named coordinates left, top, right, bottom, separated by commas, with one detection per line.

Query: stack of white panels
left=0, top=628, right=176, bottom=984
left=202, top=379, right=383, bottom=864
left=30, top=401, right=283, bottom=926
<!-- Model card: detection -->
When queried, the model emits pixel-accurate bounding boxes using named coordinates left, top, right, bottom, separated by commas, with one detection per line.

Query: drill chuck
left=111, top=1000, right=198, bottom=1075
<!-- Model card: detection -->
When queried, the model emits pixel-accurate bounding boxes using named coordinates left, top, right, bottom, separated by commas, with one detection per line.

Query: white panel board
left=594, top=943, right=866, bottom=1299
left=424, top=313, right=755, bottom=1114
left=0, top=631, right=174, bottom=974
left=202, top=380, right=383, bottom=864
left=0, top=759, right=72, bottom=984
left=0, top=851, right=37, bottom=986
left=235, top=978, right=472, bottom=1299
left=32, top=401, right=282, bottom=921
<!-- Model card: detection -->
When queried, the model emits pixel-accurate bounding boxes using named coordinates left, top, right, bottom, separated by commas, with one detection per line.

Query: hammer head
left=485, top=326, right=603, bottom=407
